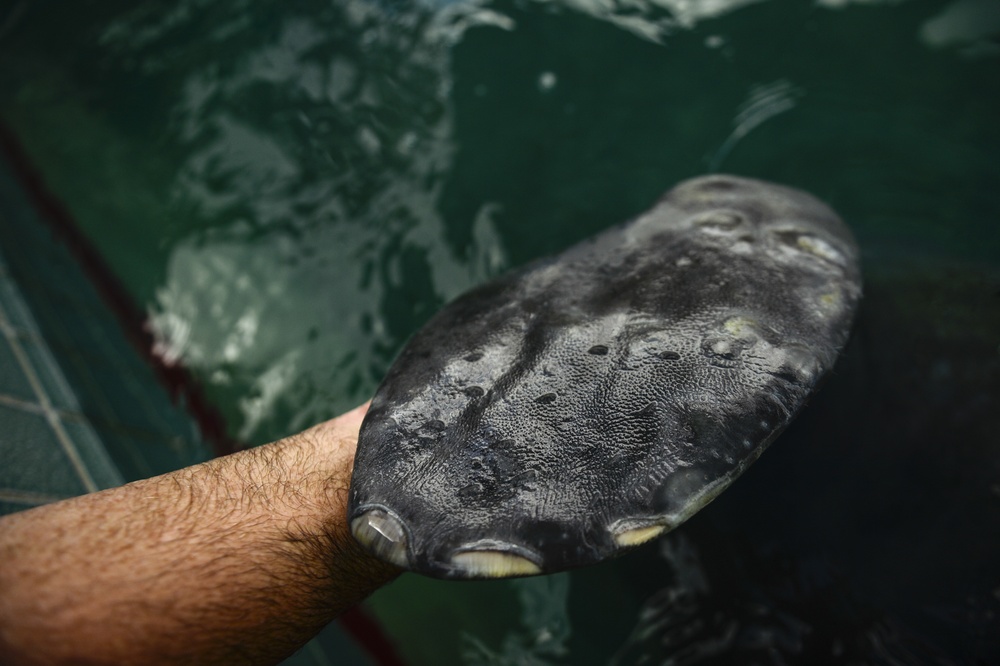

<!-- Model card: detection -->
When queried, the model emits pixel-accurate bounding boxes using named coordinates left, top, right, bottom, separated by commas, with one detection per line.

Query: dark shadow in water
left=605, top=254, right=1000, bottom=665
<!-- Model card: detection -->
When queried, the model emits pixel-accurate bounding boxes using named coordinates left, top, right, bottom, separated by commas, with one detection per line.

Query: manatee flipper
left=348, top=175, right=862, bottom=579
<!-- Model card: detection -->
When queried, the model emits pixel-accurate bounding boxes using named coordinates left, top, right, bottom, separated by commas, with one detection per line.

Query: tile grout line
left=0, top=392, right=47, bottom=415
left=0, top=290, right=99, bottom=493
left=0, top=391, right=91, bottom=422
left=0, top=488, right=67, bottom=506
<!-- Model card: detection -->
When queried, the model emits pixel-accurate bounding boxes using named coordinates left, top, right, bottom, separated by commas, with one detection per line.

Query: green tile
left=85, top=423, right=179, bottom=481
left=0, top=275, right=37, bottom=332
left=0, top=403, right=90, bottom=497
left=72, top=356, right=169, bottom=433
left=49, top=347, right=127, bottom=430
left=0, top=334, right=36, bottom=403
left=17, top=333, right=82, bottom=412
left=0, top=159, right=211, bottom=486
left=59, top=416, right=123, bottom=490
left=92, top=423, right=185, bottom=481
left=15, top=287, right=105, bottom=370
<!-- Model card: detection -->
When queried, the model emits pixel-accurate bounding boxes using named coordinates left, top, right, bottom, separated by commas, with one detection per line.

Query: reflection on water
left=533, top=0, right=765, bottom=43
left=709, top=79, right=801, bottom=170
left=0, top=0, right=999, bottom=662
left=99, top=0, right=514, bottom=442
left=920, top=0, right=1000, bottom=53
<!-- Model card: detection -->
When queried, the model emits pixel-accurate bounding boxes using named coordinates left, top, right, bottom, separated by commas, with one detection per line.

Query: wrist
left=232, top=410, right=401, bottom=614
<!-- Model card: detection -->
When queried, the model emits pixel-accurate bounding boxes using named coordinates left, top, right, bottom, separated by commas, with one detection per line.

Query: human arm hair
left=0, top=403, right=400, bottom=666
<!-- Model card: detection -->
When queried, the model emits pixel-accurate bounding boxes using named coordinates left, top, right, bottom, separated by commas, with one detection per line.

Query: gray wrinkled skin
left=348, top=175, right=861, bottom=579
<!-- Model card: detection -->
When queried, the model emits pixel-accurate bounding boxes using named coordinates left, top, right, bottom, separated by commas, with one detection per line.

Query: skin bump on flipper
left=348, top=174, right=862, bottom=579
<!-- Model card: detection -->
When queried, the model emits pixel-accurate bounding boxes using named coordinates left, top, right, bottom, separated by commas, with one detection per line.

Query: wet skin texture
left=348, top=175, right=862, bottom=579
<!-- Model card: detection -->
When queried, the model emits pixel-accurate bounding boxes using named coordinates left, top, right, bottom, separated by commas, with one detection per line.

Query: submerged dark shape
left=348, top=175, right=861, bottom=579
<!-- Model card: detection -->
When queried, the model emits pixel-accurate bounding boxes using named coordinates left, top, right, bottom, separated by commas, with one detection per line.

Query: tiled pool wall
left=0, top=150, right=381, bottom=666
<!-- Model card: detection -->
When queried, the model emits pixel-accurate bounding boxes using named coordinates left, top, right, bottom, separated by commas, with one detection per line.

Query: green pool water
left=1, top=0, right=998, bottom=663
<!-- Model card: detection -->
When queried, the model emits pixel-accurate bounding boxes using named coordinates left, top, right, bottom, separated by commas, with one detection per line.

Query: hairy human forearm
left=0, top=404, right=400, bottom=666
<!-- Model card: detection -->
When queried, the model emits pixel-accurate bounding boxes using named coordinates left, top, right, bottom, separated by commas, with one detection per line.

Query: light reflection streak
left=709, top=79, right=802, bottom=171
